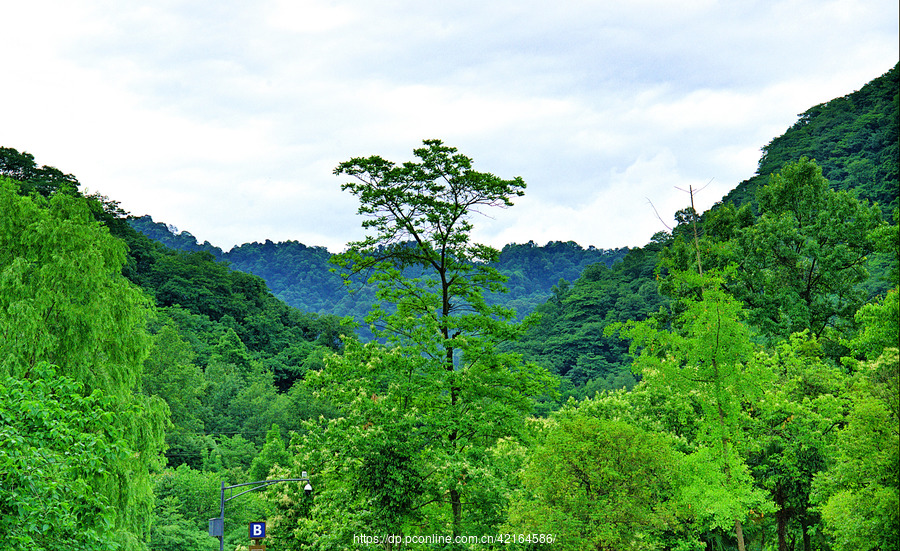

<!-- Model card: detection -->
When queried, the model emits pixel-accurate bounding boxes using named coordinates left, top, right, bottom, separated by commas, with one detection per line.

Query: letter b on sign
left=249, top=522, right=266, bottom=539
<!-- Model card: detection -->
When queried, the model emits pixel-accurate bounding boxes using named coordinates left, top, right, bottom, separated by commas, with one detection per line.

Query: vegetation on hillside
left=1, top=63, right=897, bottom=550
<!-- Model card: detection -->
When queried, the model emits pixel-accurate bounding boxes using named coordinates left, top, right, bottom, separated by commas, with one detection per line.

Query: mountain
left=720, top=62, right=898, bottom=214
left=3, top=62, right=897, bottom=551
left=121, top=63, right=898, bottom=402
left=128, top=215, right=630, bottom=320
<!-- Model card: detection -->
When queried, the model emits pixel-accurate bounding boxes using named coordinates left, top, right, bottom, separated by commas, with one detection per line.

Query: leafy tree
left=0, top=178, right=166, bottom=549
left=812, top=348, right=899, bottom=550
left=142, top=323, right=207, bottom=467
left=149, top=464, right=263, bottom=551
left=748, top=334, right=847, bottom=551
left=0, top=146, right=80, bottom=196
left=149, top=496, right=217, bottom=551
left=280, top=140, right=553, bottom=544
left=507, top=408, right=691, bottom=550
left=663, top=158, right=884, bottom=352
left=249, top=424, right=291, bottom=482
left=619, top=272, right=774, bottom=551
left=1, top=367, right=129, bottom=550
left=845, top=287, right=900, bottom=365
left=331, top=139, right=553, bottom=534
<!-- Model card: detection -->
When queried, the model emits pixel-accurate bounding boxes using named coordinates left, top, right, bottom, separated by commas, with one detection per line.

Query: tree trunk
left=776, top=506, right=789, bottom=551
left=735, top=519, right=746, bottom=551
left=450, top=488, right=462, bottom=538
left=800, top=514, right=812, bottom=551
left=775, top=490, right=790, bottom=551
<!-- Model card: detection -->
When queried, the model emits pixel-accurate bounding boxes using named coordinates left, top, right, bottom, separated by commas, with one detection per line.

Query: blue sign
left=249, top=522, right=266, bottom=539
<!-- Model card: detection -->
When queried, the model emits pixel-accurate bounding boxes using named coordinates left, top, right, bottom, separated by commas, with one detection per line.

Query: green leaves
left=813, top=348, right=899, bottom=551
left=0, top=366, right=126, bottom=551
left=619, top=272, right=775, bottom=549
left=0, top=178, right=151, bottom=397
left=0, top=178, right=166, bottom=549
left=509, top=404, right=692, bottom=550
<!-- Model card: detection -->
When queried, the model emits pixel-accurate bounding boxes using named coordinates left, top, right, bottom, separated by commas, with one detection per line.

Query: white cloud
left=2, top=0, right=897, bottom=253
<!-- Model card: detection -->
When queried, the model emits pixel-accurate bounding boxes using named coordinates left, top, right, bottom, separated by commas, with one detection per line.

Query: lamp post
left=209, top=473, right=312, bottom=551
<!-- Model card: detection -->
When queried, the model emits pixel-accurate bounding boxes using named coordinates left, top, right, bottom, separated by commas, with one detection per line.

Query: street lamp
left=209, top=472, right=312, bottom=551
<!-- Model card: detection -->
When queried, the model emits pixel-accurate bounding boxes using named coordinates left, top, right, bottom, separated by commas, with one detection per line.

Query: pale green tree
left=507, top=406, right=691, bottom=550
left=0, top=178, right=166, bottom=549
left=620, top=271, right=774, bottom=551
left=1, top=366, right=130, bottom=550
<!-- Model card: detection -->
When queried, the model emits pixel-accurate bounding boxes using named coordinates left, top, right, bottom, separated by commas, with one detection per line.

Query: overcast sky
left=5, top=0, right=898, bottom=252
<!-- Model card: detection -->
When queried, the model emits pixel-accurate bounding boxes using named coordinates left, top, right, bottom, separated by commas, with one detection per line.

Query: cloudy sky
left=5, top=0, right=898, bottom=252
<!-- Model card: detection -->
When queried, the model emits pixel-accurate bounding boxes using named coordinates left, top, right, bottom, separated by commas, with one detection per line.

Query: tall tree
left=662, top=158, right=884, bottom=349
left=290, top=140, right=553, bottom=542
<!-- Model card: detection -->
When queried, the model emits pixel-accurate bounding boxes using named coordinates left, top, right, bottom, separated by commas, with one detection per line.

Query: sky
left=4, top=0, right=898, bottom=253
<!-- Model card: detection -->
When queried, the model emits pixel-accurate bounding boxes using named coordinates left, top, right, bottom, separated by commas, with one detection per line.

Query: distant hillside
left=721, top=62, right=899, bottom=214
left=129, top=215, right=629, bottom=320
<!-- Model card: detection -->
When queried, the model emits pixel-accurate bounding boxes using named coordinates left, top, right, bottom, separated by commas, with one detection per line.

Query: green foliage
left=0, top=146, right=80, bottom=196
left=747, top=333, right=847, bottom=550
left=512, top=240, right=668, bottom=401
left=721, top=63, right=899, bottom=216
left=0, top=367, right=125, bottom=550
left=813, top=348, right=899, bottom=551
left=249, top=424, right=291, bottom=482
left=0, top=178, right=167, bottom=549
left=508, top=409, right=692, bottom=550
left=149, top=496, right=217, bottom=551
left=620, top=273, right=775, bottom=549
left=141, top=322, right=215, bottom=469
left=663, top=158, right=885, bottom=356
left=0, top=178, right=151, bottom=395
left=846, top=286, right=900, bottom=364
left=150, top=465, right=224, bottom=551
left=128, top=215, right=223, bottom=256
left=269, top=140, right=554, bottom=547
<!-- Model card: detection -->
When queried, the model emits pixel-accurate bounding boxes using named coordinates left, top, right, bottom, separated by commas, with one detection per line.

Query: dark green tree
left=662, top=158, right=884, bottom=351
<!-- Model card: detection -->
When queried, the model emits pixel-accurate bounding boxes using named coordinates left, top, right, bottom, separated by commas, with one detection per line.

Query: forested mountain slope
left=509, top=62, right=899, bottom=400
left=721, top=62, right=898, bottom=213
left=1, top=150, right=352, bottom=548
left=2, top=62, right=897, bottom=551
left=129, top=214, right=629, bottom=319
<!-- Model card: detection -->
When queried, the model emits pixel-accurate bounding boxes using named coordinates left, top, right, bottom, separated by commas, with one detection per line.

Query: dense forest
left=1, top=63, right=897, bottom=551
left=128, top=215, right=630, bottom=322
